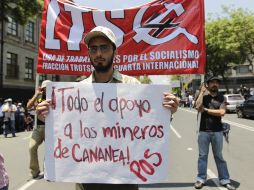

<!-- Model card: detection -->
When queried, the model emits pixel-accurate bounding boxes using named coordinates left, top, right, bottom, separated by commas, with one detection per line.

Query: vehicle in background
left=224, top=94, right=245, bottom=113
left=236, top=95, right=254, bottom=118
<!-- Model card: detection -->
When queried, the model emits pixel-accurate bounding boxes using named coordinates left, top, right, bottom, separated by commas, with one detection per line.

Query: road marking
left=17, top=173, right=44, bottom=190
left=170, top=124, right=182, bottom=139
left=22, top=136, right=31, bottom=140
left=180, top=108, right=254, bottom=132
left=207, top=169, right=225, bottom=190
left=16, top=179, right=38, bottom=190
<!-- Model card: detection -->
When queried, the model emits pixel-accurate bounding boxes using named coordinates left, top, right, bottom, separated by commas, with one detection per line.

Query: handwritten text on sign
left=45, top=82, right=171, bottom=184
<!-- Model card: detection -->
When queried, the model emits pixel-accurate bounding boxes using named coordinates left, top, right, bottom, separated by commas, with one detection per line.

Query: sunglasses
left=88, top=44, right=112, bottom=54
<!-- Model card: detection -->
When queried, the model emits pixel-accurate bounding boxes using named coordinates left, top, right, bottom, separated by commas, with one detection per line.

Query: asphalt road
left=1, top=108, right=253, bottom=190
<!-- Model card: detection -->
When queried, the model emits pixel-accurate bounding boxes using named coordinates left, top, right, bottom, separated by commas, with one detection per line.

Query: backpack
left=222, top=122, right=231, bottom=143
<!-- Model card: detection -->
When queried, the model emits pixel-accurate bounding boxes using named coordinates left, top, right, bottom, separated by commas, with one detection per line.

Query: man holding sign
left=36, top=26, right=179, bottom=190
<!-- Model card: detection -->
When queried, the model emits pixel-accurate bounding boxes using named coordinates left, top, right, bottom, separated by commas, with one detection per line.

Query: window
left=236, top=65, right=249, bottom=74
left=51, top=75, right=60, bottom=81
left=7, top=17, right=18, bottom=36
left=227, top=95, right=244, bottom=101
left=39, top=74, right=47, bottom=82
left=25, top=21, right=34, bottom=42
left=6, top=52, right=19, bottom=78
left=226, top=68, right=232, bottom=75
left=25, top=58, right=34, bottom=80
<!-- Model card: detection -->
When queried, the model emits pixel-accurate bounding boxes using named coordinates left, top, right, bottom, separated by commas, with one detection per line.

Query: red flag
left=37, top=0, right=205, bottom=76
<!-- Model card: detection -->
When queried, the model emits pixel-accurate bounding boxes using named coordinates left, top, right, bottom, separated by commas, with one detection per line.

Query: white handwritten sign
left=45, top=82, right=171, bottom=184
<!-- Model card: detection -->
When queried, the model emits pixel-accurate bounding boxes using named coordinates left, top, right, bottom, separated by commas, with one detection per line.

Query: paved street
left=1, top=108, right=253, bottom=190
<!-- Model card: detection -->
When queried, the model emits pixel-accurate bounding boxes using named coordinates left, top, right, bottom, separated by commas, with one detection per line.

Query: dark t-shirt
left=200, top=93, right=225, bottom=132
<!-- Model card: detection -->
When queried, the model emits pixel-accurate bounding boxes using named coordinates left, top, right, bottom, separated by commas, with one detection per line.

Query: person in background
left=36, top=26, right=179, bottom=190
left=26, top=80, right=51, bottom=179
left=188, top=93, right=194, bottom=109
left=194, top=76, right=236, bottom=190
left=0, top=99, right=4, bottom=134
left=0, top=153, right=9, bottom=190
left=16, top=103, right=25, bottom=132
left=2, top=99, right=17, bottom=138
left=24, top=113, right=34, bottom=131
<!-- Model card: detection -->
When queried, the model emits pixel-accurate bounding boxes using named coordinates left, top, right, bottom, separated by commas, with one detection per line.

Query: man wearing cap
left=16, top=103, right=25, bottom=132
left=26, top=80, right=51, bottom=179
left=36, top=26, right=179, bottom=190
left=194, top=76, right=236, bottom=190
left=2, top=98, right=17, bottom=138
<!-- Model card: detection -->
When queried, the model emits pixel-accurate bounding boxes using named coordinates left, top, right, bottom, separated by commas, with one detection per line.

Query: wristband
left=204, top=108, right=208, bottom=113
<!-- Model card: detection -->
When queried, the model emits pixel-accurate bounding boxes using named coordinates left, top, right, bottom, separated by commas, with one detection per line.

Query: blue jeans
left=197, top=131, right=230, bottom=185
left=4, top=120, right=15, bottom=137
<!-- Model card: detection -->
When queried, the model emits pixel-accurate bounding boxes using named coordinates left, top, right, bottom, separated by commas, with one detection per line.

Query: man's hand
left=36, top=99, right=51, bottom=122
left=36, top=87, right=43, bottom=96
left=196, top=106, right=204, bottom=113
left=162, top=92, right=180, bottom=114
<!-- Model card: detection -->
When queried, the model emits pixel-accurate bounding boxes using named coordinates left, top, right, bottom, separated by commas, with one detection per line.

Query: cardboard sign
left=44, top=82, right=171, bottom=183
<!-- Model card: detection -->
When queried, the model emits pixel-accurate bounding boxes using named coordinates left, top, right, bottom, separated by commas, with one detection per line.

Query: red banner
left=37, top=0, right=205, bottom=76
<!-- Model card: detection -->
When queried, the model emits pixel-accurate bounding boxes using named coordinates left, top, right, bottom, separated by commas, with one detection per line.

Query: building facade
left=182, top=62, right=254, bottom=96
left=0, top=17, right=75, bottom=102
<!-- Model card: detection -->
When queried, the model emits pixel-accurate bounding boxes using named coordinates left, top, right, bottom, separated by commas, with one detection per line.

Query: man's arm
left=27, top=89, right=42, bottom=109
left=11, top=105, right=17, bottom=112
left=203, top=107, right=225, bottom=117
left=36, top=100, right=51, bottom=122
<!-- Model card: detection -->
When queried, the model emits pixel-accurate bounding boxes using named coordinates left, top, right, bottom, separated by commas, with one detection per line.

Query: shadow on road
left=139, top=182, right=194, bottom=188
left=205, top=178, right=240, bottom=189
left=139, top=179, right=240, bottom=189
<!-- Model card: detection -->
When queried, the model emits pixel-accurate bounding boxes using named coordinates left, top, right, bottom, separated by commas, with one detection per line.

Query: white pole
left=201, top=74, right=205, bottom=83
left=34, top=74, right=40, bottom=127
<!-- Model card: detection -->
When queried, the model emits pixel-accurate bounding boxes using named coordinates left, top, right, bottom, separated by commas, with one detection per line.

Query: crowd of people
left=0, top=98, right=36, bottom=138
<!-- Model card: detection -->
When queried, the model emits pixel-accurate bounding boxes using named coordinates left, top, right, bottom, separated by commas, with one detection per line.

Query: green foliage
left=170, top=75, right=180, bottom=81
left=137, top=75, right=152, bottom=84
left=0, top=0, right=43, bottom=25
left=170, top=75, right=181, bottom=96
left=205, top=8, right=254, bottom=78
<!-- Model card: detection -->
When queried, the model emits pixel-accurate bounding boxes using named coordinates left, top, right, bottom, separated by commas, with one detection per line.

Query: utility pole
left=0, top=1, right=4, bottom=90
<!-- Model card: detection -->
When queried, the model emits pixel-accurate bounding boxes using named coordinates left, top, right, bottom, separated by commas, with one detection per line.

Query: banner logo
left=133, top=3, right=198, bottom=45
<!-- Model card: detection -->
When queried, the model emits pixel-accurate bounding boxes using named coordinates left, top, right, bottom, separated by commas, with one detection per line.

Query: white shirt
left=2, top=103, right=17, bottom=121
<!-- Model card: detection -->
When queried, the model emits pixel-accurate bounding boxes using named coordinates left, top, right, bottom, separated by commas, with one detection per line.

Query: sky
left=74, top=0, right=254, bottom=84
left=75, top=0, right=254, bottom=16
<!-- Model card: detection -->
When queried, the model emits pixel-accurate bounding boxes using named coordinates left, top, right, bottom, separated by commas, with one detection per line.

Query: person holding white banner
left=36, top=26, right=179, bottom=190
left=27, top=80, right=51, bottom=179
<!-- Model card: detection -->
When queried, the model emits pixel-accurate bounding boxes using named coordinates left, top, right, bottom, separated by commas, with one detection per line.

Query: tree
left=137, top=75, right=152, bottom=84
left=205, top=8, right=254, bottom=91
left=0, top=0, right=43, bottom=25
left=170, top=75, right=181, bottom=97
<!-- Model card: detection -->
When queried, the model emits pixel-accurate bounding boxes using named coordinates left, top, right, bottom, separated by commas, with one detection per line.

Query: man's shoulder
left=80, top=75, right=92, bottom=83
left=79, top=71, right=141, bottom=84
left=120, top=74, right=141, bottom=84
